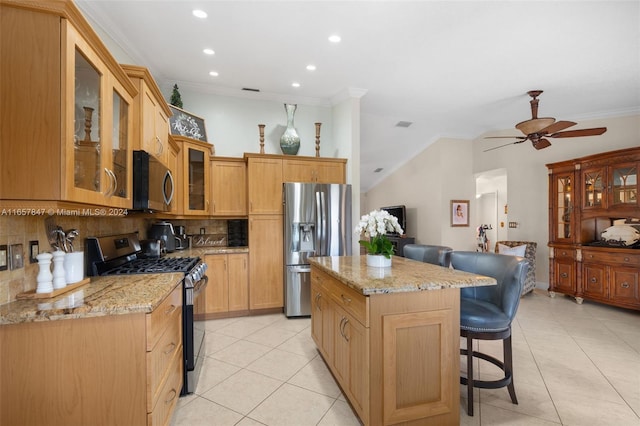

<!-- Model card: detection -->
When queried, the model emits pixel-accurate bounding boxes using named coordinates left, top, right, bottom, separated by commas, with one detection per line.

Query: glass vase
left=280, top=104, right=300, bottom=155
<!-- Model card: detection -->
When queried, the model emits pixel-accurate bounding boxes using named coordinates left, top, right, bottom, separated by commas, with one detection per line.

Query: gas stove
left=102, top=257, right=199, bottom=275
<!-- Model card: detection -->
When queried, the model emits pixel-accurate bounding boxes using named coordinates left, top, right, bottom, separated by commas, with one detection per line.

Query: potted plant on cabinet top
left=355, top=209, right=404, bottom=267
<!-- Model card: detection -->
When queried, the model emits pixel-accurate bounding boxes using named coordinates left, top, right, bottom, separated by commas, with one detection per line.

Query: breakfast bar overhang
left=309, top=255, right=497, bottom=426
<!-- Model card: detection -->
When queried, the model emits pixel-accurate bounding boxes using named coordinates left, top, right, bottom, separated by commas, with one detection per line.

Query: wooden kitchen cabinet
left=246, top=154, right=284, bottom=214
left=547, top=147, right=640, bottom=310
left=202, top=253, right=249, bottom=316
left=175, top=137, right=213, bottom=215
left=249, top=214, right=284, bottom=310
left=210, top=158, right=247, bottom=216
left=0, top=284, right=183, bottom=426
left=283, top=158, right=346, bottom=183
left=121, top=64, right=172, bottom=166
left=0, top=2, right=137, bottom=209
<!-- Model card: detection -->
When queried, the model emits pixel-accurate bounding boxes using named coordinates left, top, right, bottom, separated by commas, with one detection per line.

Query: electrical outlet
left=0, top=245, right=7, bottom=271
left=29, top=240, right=39, bottom=263
left=9, top=244, right=24, bottom=270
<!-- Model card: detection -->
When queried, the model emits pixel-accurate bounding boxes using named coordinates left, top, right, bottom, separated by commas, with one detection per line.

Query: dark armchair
left=450, top=251, right=529, bottom=416
left=403, top=244, right=453, bottom=267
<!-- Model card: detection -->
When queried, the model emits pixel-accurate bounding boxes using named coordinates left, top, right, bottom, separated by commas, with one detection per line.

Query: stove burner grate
left=103, top=257, right=199, bottom=275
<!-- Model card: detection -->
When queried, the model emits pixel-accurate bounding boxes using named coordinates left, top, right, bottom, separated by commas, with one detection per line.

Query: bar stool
left=450, top=251, right=528, bottom=416
left=403, top=244, right=453, bottom=267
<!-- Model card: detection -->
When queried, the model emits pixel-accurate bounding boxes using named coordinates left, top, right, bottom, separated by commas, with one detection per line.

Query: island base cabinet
left=311, top=266, right=460, bottom=426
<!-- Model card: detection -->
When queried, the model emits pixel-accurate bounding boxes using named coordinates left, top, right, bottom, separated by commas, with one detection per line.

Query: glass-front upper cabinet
left=181, top=140, right=211, bottom=215
left=65, top=23, right=134, bottom=207
left=553, top=172, right=574, bottom=240
left=610, top=162, right=638, bottom=208
left=582, top=167, right=605, bottom=209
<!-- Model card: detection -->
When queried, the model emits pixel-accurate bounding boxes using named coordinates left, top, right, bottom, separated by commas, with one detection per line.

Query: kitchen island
left=309, top=255, right=496, bottom=426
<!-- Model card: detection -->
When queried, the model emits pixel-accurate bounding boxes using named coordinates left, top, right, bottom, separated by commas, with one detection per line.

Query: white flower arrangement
left=354, top=210, right=404, bottom=258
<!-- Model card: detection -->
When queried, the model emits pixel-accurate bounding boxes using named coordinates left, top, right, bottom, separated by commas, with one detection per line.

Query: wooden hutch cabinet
left=547, top=147, right=640, bottom=310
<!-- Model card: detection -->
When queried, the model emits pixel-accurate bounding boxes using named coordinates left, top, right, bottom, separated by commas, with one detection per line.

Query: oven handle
left=193, top=275, right=208, bottom=297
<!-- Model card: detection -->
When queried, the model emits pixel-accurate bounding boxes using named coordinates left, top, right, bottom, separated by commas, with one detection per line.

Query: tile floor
left=171, top=290, right=640, bottom=426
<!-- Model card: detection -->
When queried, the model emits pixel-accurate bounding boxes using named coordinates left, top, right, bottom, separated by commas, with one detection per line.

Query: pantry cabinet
left=547, top=147, right=640, bottom=310
left=249, top=214, right=284, bottom=310
left=121, top=64, right=172, bottom=166
left=210, top=158, right=247, bottom=216
left=0, top=1, right=137, bottom=209
left=246, top=155, right=284, bottom=214
left=202, top=253, right=249, bottom=315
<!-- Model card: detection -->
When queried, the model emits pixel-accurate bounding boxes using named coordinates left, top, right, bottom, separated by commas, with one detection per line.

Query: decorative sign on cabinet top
left=168, top=105, right=208, bottom=142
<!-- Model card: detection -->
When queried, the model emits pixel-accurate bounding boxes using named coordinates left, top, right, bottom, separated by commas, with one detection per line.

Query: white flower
left=354, top=209, right=404, bottom=237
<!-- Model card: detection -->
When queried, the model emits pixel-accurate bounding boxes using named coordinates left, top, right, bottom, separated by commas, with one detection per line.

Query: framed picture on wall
left=168, top=105, right=208, bottom=142
left=451, top=200, right=469, bottom=227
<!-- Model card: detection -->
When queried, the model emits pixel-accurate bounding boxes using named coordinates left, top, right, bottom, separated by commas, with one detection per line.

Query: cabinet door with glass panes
left=180, top=139, right=211, bottom=215
left=581, top=165, right=606, bottom=210
left=550, top=168, right=577, bottom=242
left=609, top=162, right=638, bottom=209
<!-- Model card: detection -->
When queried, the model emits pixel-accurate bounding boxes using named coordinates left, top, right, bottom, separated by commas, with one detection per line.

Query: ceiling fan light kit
left=485, top=90, right=607, bottom=152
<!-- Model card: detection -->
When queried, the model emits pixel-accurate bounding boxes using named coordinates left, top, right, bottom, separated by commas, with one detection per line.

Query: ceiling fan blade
left=485, top=136, right=528, bottom=139
left=484, top=137, right=529, bottom=152
left=532, top=138, right=552, bottom=150
left=549, top=127, right=607, bottom=138
left=538, top=120, right=576, bottom=135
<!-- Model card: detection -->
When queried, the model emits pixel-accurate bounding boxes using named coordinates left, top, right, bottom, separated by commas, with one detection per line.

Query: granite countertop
left=0, top=272, right=183, bottom=325
left=309, top=255, right=497, bottom=296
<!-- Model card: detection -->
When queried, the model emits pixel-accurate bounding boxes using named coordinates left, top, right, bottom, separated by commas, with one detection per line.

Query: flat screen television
left=380, top=205, right=406, bottom=235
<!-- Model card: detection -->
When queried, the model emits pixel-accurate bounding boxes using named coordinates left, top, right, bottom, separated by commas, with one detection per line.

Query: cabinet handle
left=340, top=316, right=350, bottom=342
left=624, top=257, right=630, bottom=262
left=561, top=251, right=567, bottom=256
left=108, top=169, right=118, bottom=197
left=620, top=282, right=630, bottom=288
left=560, top=273, right=568, bottom=278
left=590, top=277, right=598, bottom=283
left=340, top=294, right=351, bottom=305
left=156, top=136, right=163, bottom=156
left=163, top=342, right=177, bottom=355
left=164, top=389, right=177, bottom=405
left=165, top=304, right=178, bottom=316
left=315, top=293, right=322, bottom=311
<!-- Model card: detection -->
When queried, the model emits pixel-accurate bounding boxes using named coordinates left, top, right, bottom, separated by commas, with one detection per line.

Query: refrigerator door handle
left=288, top=265, right=311, bottom=273
left=316, top=191, right=327, bottom=256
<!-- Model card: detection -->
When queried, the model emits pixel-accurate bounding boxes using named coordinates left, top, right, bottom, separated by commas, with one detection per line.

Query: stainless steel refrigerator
left=284, top=182, right=352, bottom=317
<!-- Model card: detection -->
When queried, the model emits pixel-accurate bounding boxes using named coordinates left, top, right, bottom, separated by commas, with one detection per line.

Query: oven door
left=182, top=275, right=208, bottom=395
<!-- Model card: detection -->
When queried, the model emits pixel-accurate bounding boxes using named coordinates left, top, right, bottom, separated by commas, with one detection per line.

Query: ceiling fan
left=484, top=90, right=607, bottom=152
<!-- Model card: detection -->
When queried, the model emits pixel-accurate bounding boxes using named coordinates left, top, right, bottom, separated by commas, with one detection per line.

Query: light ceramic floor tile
left=479, top=403, right=563, bottom=425
left=194, top=357, right=242, bottom=395
left=171, top=396, right=243, bottom=426
left=244, top=325, right=298, bottom=348
left=235, top=417, right=267, bottom=426
left=276, top=330, right=323, bottom=358
left=215, top=318, right=272, bottom=339
left=203, top=317, right=243, bottom=332
left=288, top=356, right=342, bottom=398
left=202, top=332, right=239, bottom=356
left=248, top=383, right=335, bottom=426
left=246, top=347, right=312, bottom=381
left=317, top=399, right=362, bottom=426
left=211, top=339, right=273, bottom=368
left=552, top=393, right=640, bottom=426
left=268, top=316, right=312, bottom=333
left=201, top=369, right=283, bottom=415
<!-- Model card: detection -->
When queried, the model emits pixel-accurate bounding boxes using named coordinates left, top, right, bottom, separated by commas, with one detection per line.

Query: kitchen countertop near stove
left=166, top=246, right=249, bottom=258
left=0, top=273, right=183, bottom=325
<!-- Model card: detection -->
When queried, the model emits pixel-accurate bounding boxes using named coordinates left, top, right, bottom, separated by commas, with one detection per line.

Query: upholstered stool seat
left=451, top=251, right=529, bottom=416
left=403, top=244, right=453, bottom=267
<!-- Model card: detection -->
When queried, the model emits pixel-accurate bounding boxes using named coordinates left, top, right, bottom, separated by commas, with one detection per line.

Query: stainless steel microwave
left=132, top=150, right=174, bottom=212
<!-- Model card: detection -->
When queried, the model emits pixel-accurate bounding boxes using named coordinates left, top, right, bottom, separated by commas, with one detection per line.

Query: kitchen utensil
left=44, top=216, right=59, bottom=251
left=54, top=227, right=67, bottom=252
left=66, top=229, right=79, bottom=252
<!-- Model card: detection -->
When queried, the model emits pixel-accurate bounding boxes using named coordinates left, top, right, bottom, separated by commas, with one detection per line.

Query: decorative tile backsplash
left=0, top=215, right=229, bottom=305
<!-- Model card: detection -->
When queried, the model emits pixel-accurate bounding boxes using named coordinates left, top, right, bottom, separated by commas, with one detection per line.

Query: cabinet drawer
left=147, top=347, right=183, bottom=426
left=553, top=247, right=577, bottom=259
left=582, top=250, right=640, bottom=266
left=147, top=312, right=182, bottom=411
left=327, top=278, right=368, bottom=327
left=147, top=285, right=182, bottom=351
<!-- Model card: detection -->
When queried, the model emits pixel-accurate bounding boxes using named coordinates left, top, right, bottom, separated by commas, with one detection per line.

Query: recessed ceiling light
left=192, top=9, right=207, bottom=18
left=209, top=71, right=219, bottom=77
left=306, top=64, right=316, bottom=71
left=292, top=82, right=300, bottom=88
left=191, top=9, right=208, bottom=19
left=328, top=35, right=341, bottom=43
left=203, top=48, right=215, bottom=55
